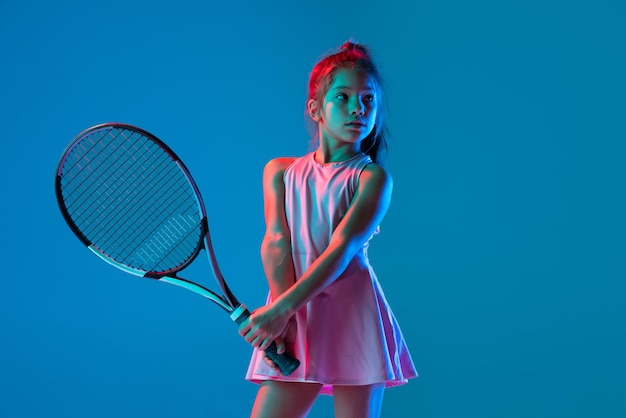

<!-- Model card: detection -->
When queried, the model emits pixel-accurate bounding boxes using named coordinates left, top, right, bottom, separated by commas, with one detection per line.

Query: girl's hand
left=237, top=303, right=290, bottom=351
left=263, top=316, right=297, bottom=371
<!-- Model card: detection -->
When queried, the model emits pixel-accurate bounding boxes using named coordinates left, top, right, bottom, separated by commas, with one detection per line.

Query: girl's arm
left=260, top=157, right=297, bottom=301
left=240, top=163, right=393, bottom=350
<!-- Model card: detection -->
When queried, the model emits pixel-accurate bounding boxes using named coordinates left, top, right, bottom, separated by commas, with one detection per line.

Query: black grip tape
left=234, top=307, right=300, bottom=376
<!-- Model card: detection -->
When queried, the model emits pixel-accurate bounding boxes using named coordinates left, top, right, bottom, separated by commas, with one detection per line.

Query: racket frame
left=55, top=123, right=239, bottom=312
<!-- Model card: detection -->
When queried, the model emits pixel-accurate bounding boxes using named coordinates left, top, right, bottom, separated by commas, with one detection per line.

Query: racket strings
left=64, top=130, right=164, bottom=227
left=64, top=130, right=135, bottom=212
left=130, top=211, right=203, bottom=271
left=63, top=131, right=147, bottom=229
left=63, top=131, right=166, bottom=239
left=80, top=146, right=183, bottom=245
left=117, top=181, right=200, bottom=268
left=59, top=127, right=203, bottom=273
left=68, top=134, right=200, bottom=271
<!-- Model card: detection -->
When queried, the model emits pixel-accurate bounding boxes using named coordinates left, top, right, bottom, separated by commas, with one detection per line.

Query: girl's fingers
left=244, top=330, right=257, bottom=344
left=259, top=338, right=273, bottom=351
left=237, top=318, right=252, bottom=338
left=242, top=323, right=266, bottom=345
left=274, top=338, right=286, bottom=355
left=263, top=354, right=279, bottom=370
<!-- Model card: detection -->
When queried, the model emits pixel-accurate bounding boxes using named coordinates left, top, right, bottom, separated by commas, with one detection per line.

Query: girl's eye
left=364, top=95, right=375, bottom=102
left=336, top=93, right=348, bottom=100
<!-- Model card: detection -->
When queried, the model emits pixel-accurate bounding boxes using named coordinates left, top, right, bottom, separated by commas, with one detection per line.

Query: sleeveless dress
left=245, top=152, right=417, bottom=395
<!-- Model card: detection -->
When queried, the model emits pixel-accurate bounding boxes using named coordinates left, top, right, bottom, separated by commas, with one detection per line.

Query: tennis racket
left=55, top=122, right=300, bottom=376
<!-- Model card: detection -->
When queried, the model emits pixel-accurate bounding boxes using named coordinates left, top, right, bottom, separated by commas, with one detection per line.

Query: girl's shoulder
left=362, top=160, right=391, bottom=179
left=359, top=161, right=393, bottom=191
left=263, top=156, right=304, bottom=186
left=264, top=156, right=299, bottom=176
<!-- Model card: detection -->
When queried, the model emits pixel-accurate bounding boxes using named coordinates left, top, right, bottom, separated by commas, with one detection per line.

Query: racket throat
left=157, top=276, right=233, bottom=312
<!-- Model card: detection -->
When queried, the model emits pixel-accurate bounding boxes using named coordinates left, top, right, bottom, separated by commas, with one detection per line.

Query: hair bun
left=339, top=41, right=371, bottom=57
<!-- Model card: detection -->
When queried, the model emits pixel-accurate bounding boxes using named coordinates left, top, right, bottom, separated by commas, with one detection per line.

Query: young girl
left=238, top=41, right=417, bottom=418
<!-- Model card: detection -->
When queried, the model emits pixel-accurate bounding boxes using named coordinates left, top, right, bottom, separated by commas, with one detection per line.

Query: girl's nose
left=351, top=98, right=365, bottom=115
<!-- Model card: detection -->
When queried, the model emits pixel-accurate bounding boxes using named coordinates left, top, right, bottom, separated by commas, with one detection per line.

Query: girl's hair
left=307, top=41, right=389, bottom=166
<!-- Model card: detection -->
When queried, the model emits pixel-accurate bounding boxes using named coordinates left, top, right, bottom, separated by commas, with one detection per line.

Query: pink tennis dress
left=245, top=152, right=417, bottom=395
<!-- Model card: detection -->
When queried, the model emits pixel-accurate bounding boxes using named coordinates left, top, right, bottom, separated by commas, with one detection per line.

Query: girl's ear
left=307, top=99, right=321, bottom=122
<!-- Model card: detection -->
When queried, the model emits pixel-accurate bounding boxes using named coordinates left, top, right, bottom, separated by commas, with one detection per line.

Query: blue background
left=1, top=1, right=624, bottom=417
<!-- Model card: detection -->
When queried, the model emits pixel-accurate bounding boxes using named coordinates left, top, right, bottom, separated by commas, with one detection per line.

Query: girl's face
left=314, top=68, right=378, bottom=147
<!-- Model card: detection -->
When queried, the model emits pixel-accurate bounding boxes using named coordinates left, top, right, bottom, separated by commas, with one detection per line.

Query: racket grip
left=231, top=304, right=301, bottom=376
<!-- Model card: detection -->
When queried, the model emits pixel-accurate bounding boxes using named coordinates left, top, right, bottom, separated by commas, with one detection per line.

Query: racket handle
left=231, top=304, right=301, bottom=376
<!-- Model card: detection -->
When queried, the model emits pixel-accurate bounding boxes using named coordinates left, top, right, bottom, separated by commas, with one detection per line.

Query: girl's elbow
left=261, top=232, right=292, bottom=259
left=263, top=231, right=291, bottom=247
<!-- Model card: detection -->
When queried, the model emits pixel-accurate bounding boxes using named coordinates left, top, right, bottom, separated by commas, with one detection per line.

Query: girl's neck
left=314, top=142, right=361, bottom=165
